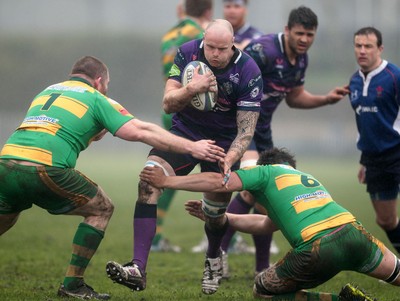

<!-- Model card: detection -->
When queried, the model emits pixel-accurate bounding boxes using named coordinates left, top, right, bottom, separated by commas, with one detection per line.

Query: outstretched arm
left=285, top=85, right=350, bottom=108
left=115, top=118, right=225, bottom=162
left=140, top=165, right=243, bottom=192
left=184, top=200, right=278, bottom=235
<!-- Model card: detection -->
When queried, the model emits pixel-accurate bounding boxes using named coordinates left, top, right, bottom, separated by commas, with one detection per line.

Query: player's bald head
left=204, top=19, right=234, bottom=40
left=203, top=19, right=235, bottom=69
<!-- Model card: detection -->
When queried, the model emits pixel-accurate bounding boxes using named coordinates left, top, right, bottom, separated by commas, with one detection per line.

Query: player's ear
left=93, top=77, right=102, bottom=88
left=284, top=25, right=289, bottom=35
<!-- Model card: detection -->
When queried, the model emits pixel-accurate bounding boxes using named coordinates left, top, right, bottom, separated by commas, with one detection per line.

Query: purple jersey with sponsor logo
left=244, top=33, right=308, bottom=147
left=169, top=38, right=262, bottom=145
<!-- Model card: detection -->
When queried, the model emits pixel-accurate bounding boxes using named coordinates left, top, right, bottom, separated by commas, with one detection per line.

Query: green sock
left=63, top=223, right=104, bottom=289
left=152, top=188, right=176, bottom=245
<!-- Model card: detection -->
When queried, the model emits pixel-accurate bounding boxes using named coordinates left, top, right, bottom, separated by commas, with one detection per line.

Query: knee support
left=385, top=255, right=400, bottom=283
left=144, top=160, right=169, bottom=176
left=202, top=198, right=227, bottom=218
left=144, top=160, right=169, bottom=193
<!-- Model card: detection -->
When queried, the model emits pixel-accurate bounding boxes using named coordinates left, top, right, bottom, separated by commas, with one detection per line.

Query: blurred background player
left=154, top=0, right=213, bottom=252
left=349, top=26, right=400, bottom=255
left=191, top=0, right=268, bottom=255
left=217, top=6, right=350, bottom=279
left=223, top=0, right=263, bottom=50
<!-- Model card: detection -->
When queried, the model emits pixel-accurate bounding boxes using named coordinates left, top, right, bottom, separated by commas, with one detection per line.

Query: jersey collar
left=69, top=76, right=93, bottom=87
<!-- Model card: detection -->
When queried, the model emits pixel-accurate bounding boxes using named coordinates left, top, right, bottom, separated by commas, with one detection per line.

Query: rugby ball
left=181, top=61, right=217, bottom=112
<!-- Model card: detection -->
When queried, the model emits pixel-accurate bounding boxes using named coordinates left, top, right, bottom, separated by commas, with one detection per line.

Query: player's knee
left=0, top=214, right=20, bottom=236
left=240, top=190, right=255, bottom=204
left=137, top=179, right=160, bottom=204
left=97, top=189, right=114, bottom=219
left=376, top=216, right=397, bottom=230
left=105, top=199, right=114, bottom=218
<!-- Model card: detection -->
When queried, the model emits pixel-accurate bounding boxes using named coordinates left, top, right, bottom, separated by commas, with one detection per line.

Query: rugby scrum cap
left=223, top=0, right=248, bottom=6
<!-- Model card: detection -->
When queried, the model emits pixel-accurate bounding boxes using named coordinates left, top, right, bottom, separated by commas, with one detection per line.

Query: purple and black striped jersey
left=349, top=60, right=400, bottom=154
left=244, top=33, right=308, bottom=136
left=168, top=38, right=262, bottom=142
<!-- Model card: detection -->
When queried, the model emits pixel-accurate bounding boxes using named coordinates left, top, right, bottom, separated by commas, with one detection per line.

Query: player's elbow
left=115, top=119, right=145, bottom=142
left=162, top=102, right=174, bottom=114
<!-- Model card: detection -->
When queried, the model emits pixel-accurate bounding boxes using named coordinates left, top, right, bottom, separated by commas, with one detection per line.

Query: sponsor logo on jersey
left=294, top=190, right=330, bottom=202
left=350, top=90, right=359, bottom=102
left=229, top=73, right=240, bottom=84
left=237, top=100, right=260, bottom=108
left=169, top=64, right=180, bottom=77
left=250, top=87, right=260, bottom=98
left=355, top=105, right=378, bottom=115
left=23, top=115, right=59, bottom=125
left=248, top=75, right=261, bottom=87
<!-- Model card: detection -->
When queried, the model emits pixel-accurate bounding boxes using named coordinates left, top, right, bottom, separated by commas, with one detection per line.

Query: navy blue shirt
left=349, top=60, right=400, bottom=154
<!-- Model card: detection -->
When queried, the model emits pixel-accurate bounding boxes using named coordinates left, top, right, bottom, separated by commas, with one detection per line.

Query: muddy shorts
left=0, top=159, right=98, bottom=214
left=257, top=222, right=385, bottom=294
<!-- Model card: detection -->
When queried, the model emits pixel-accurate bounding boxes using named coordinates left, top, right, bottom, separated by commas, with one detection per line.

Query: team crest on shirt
left=223, top=82, right=233, bottom=95
left=376, top=86, right=384, bottom=98
left=275, top=58, right=284, bottom=68
left=251, top=43, right=263, bottom=52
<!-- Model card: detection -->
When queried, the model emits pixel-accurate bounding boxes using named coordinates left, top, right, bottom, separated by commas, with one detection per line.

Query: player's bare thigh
left=368, top=246, right=400, bottom=285
left=241, top=149, right=259, bottom=164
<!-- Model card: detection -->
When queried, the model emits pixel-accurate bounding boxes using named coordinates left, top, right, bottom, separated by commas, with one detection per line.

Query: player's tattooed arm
left=225, top=110, right=259, bottom=167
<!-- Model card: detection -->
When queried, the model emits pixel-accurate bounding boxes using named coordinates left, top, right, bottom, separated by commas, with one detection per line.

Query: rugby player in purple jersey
left=220, top=5, right=350, bottom=278
left=106, top=19, right=263, bottom=295
left=223, top=0, right=263, bottom=50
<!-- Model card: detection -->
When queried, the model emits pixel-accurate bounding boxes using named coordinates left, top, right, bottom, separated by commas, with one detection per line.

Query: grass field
left=0, top=149, right=399, bottom=301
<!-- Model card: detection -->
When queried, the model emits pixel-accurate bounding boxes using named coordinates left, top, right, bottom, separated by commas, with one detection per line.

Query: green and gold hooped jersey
left=0, top=77, right=134, bottom=168
left=236, top=164, right=356, bottom=249
left=161, top=18, right=204, bottom=80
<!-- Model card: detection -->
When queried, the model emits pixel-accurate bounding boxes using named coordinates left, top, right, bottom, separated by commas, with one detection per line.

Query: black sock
left=386, top=221, right=400, bottom=254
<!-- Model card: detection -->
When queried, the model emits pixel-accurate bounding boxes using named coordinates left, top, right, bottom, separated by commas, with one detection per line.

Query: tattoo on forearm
left=229, top=111, right=259, bottom=157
